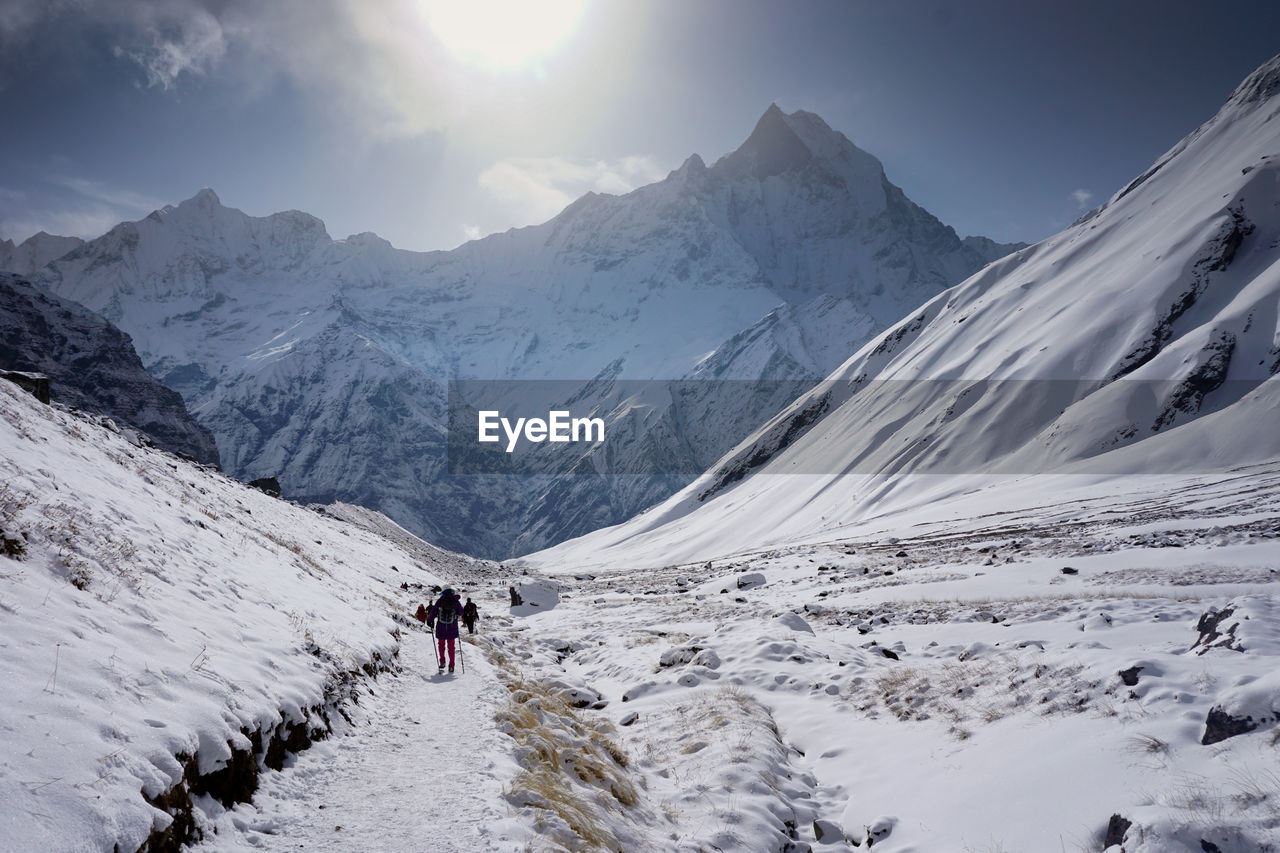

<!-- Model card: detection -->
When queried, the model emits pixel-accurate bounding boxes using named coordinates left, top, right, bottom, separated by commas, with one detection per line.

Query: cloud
left=111, top=5, right=226, bottom=89
left=49, top=177, right=166, bottom=213
left=0, top=0, right=465, bottom=137
left=1070, top=188, right=1093, bottom=210
left=477, top=155, right=668, bottom=226
left=0, top=178, right=165, bottom=242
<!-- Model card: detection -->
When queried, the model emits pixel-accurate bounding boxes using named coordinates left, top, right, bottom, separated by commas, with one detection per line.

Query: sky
left=1, top=0, right=1279, bottom=253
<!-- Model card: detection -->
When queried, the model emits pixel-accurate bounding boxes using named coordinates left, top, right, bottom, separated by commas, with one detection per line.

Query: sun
left=419, top=0, right=587, bottom=72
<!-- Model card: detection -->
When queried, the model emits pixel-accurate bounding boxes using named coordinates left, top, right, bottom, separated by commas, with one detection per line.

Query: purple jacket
left=428, top=592, right=463, bottom=640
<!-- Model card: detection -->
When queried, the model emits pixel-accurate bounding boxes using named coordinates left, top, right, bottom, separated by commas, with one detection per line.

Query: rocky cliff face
left=25, top=107, right=1021, bottom=556
left=0, top=273, right=219, bottom=465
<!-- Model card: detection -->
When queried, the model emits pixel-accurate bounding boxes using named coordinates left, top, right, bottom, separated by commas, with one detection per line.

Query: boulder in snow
left=691, top=649, right=721, bottom=670
left=659, top=646, right=702, bottom=668
left=510, top=578, right=560, bottom=615
left=813, top=818, right=845, bottom=844
left=1201, top=668, right=1280, bottom=744
left=776, top=611, right=814, bottom=634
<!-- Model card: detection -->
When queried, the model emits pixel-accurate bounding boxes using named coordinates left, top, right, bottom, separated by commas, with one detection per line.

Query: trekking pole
left=458, top=639, right=465, bottom=674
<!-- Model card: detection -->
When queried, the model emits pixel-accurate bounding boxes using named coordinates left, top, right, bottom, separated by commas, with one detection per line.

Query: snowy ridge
left=0, top=232, right=85, bottom=276
left=25, top=107, right=1020, bottom=556
left=530, top=52, right=1280, bottom=569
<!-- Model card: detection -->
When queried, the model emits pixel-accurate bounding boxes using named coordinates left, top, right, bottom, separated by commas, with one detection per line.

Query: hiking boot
left=448, top=664, right=455, bottom=673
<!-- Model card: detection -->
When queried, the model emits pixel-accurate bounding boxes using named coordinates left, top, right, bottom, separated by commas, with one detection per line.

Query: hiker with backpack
left=427, top=587, right=464, bottom=673
left=462, top=597, right=479, bottom=634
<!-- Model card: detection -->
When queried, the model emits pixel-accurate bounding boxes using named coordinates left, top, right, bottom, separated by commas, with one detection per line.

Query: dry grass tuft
left=484, top=639, right=641, bottom=850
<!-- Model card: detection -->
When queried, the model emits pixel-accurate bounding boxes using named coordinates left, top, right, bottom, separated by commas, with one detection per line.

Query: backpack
left=414, top=604, right=428, bottom=623
left=436, top=595, right=458, bottom=625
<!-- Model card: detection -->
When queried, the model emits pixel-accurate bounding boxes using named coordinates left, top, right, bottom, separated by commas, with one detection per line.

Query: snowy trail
left=195, top=628, right=528, bottom=852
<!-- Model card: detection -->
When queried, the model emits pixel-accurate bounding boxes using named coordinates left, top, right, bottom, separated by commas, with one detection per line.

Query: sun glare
left=419, top=0, right=587, bottom=72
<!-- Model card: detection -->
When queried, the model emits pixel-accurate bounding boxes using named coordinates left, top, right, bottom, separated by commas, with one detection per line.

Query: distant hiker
left=414, top=603, right=428, bottom=623
left=462, top=597, right=479, bottom=634
left=428, top=587, right=463, bottom=673
left=400, top=582, right=409, bottom=590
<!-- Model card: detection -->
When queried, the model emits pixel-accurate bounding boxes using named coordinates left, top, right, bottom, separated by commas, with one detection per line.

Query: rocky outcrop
left=0, top=274, right=219, bottom=465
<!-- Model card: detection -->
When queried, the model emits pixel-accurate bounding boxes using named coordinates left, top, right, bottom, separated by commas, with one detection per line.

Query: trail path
left=194, top=629, right=528, bottom=852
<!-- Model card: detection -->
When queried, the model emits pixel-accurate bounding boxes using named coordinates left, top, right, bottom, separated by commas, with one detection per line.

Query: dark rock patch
left=248, top=476, right=282, bottom=497
left=0, top=369, right=50, bottom=404
left=1202, top=706, right=1258, bottom=745
left=1104, top=813, right=1132, bottom=848
left=1192, top=606, right=1243, bottom=654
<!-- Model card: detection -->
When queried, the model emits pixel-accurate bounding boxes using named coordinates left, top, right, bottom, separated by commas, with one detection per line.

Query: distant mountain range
left=6, top=105, right=1020, bottom=557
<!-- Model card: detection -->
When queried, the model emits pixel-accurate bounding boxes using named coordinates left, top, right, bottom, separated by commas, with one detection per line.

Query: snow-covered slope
left=26, top=107, right=1019, bottom=556
left=0, top=377, right=522, bottom=851
left=0, top=272, right=219, bottom=465
left=529, top=53, right=1280, bottom=571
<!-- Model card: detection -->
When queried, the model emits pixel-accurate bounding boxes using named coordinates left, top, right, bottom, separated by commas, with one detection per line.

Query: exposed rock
left=1118, top=666, right=1144, bottom=687
left=0, top=370, right=49, bottom=404
left=140, top=648, right=395, bottom=850
left=737, top=572, right=767, bottom=590
left=249, top=476, right=282, bottom=497
left=812, top=818, right=845, bottom=844
left=1192, top=606, right=1243, bottom=654
left=1152, top=330, right=1236, bottom=431
left=1104, top=813, right=1132, bottom=848
left=1201, top=707, right=1258, bottom=745
left=0, top=273, right=219, bottom=465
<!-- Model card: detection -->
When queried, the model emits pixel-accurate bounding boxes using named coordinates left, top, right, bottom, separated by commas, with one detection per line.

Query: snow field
left=514, top=468, right=1280, bottom=851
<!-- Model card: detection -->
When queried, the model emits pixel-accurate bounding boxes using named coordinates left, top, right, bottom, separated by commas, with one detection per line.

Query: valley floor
left=506, top=467, right=1280, bottom=852
left=197, top=467, right=1280, bottom=853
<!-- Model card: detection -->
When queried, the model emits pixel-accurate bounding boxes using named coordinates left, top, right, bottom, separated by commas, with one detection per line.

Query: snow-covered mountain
left=0, top=232, right=84, bottom=276
left=529, top=54, right=1280, bottom=572
left=0, top=273, right=219, bottom=465
left=21, top=107, right=1019, bottom=556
